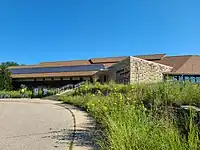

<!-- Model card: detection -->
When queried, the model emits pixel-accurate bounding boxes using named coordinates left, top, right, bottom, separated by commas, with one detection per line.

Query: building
left=9, top=54, right=200, bottom=89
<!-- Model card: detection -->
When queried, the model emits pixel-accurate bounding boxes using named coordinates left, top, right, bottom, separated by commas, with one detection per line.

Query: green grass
left=60, top=82, right=200, bottom=150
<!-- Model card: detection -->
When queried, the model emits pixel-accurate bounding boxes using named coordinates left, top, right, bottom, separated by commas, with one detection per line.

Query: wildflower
left=103, top=106, right=108, bottom=111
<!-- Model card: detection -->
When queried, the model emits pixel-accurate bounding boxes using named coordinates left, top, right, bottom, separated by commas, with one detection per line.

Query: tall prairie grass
left=60, top=81, right=200, bottom=150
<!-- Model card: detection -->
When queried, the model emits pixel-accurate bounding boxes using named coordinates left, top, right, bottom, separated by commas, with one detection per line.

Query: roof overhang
left=11, top=71, right=97, bottom=79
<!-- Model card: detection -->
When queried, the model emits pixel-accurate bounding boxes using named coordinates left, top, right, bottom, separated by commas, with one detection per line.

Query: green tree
left=0, top=63, right=12, bottom=90
left=2, top=61, right=19, bottom=67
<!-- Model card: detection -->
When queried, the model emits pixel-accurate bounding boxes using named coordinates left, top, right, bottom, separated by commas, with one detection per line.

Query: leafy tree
left=1, top=61, right=19, bottom=67
left=0, top=63, right=12, bottom=90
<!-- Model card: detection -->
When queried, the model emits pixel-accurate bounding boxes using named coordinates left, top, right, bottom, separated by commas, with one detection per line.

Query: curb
left=59, top=104, right=76, bottom=150
left=57, top=103, right=98, bottom=150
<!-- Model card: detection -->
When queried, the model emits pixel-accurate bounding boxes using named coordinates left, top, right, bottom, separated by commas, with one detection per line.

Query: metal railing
left=56, top=81, right=85, bottom=95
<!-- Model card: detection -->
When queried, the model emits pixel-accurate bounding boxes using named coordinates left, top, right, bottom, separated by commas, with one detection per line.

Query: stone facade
left=94, top=56, right=172, bottom=84
left=129, top=56, right=172, bottom=83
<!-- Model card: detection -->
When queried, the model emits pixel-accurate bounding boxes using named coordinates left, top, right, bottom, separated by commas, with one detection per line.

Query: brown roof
left=9, top=54, right=200, bottom=76
left=8, top=54, right=165, bottom=69
left=103, top=63, right=116, bottom=68
left=171, top=56, right=200, bottom=74
left=154, top=55, right=192, bottom=72
left=40, top=60, right=91, bottom=66
left=153, top=55, right=200, bottom=75
left=11, top=71, right=97, bottom=79
left=135, top=53, right=166, bottom=60
left=90, top=56, right=127, bottom=64
left=9, top=65, right=41, bottom=69
left=90, top=54, right=166, bottom=63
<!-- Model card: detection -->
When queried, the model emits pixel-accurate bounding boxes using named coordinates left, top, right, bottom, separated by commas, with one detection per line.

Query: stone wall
left=130, top=56, right=172, bottom=83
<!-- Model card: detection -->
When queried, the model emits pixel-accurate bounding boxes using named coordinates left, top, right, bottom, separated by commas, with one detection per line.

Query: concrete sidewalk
left=0, top=99, right=99, bottom=150
left=58, top=103, right=99, bottom=150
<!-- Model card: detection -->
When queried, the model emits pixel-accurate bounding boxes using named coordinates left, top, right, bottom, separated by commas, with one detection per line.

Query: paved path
left=0, top=99, right=97, bottom=150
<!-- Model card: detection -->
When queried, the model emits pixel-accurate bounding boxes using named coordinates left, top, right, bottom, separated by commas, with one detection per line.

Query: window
left=190, top=76, right=196, bottom=83
left=196, top=76, right=200, bottom=83
left=184, top=76, right=190, bottom=81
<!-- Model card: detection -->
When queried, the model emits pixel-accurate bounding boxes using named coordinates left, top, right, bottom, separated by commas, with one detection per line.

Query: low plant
left=0, top=88, right=54, bottom=99
left=0, top=90, right=32, bottom=98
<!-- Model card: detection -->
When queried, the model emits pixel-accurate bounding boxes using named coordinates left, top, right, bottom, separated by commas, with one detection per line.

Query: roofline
left=163, top=55, right=194, bottom=58
left=8, top=65, right=41, bottom=69
left=40, top=59, right=89, bottom=64
left=107, top=57, right=130, bottom=69
left=135, top=53, right=166, bottom=58
left=90, top=56, right=128, bottom=60
left=107, top=56, right=174, bottom=69
left=130, top=56, right=173, bottom=68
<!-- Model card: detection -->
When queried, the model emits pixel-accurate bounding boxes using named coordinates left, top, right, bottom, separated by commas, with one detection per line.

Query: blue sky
left=0, top=0, right=200, bottom=64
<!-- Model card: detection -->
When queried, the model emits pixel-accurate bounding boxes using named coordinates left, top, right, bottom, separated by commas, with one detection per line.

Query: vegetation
left=0, top=90, right=32, bottom=98
left=0, top=88, right=55, bottom=99
left=0, top=63, right=12, bottom=90
left=1, top=61, right=20, bottom=67
left=0, top=61, right=20, bottom=90
left=0, top=61, right=56, bottom=98
left=60, top=82, right=200, bottom=150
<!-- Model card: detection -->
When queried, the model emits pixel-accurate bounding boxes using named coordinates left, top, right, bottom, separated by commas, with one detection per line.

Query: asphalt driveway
left=0, top=99, right=73, bottom=150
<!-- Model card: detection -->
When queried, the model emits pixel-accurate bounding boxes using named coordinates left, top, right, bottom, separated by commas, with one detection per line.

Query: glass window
left=190, top=76, right=196, bottom=83
left=184, top=76, right=190, bottom=81
left=196, top=76, right=200, bottom=83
